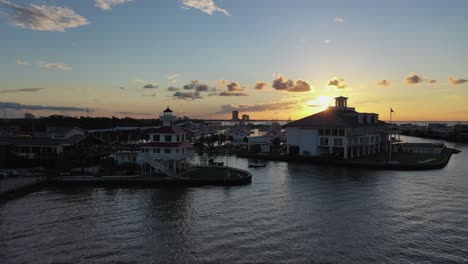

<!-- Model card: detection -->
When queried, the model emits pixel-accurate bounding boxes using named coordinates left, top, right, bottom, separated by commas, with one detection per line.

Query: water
left=1, top=136, right=468, bottom=263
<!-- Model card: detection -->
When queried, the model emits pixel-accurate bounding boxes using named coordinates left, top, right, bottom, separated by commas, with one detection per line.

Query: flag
left=390, top=108, right=394, bottom=113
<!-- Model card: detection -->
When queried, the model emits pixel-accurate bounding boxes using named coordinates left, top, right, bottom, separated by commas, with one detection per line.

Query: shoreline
left=237, top=148, right=459, bottom=171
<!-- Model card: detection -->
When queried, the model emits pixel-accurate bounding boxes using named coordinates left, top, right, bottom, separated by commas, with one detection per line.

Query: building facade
left=285, top=97, right=388, bottom=159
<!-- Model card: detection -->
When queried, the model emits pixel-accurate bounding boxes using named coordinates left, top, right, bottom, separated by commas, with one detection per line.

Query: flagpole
left=388, top=107, right=392, bottom=163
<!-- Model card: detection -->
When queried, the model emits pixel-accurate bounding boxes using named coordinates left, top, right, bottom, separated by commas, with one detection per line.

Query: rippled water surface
left=1, top=136, right=468, bottom=263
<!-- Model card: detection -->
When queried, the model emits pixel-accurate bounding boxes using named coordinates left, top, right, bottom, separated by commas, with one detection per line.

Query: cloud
left=183, top=80, right=210, bottom=92
left=218, top=81, right=249, bottom=96
left=0, top=101, right=90, bottom=112
left=324, top=39, right=331, bottom=44
left=272, top=74, right=294, bottom=90
left=168, top=86, right=180, bottom=91
left=405, top=74, right=423, bottom=84
left=334, top=17, right=344, bottom=23
left=272, top=74, right=312, bottom=92
left=38, top=62, right=72, bottom=71
left=173, top=91, right=202, bottom=100
left=449, top=77, right=468, bottom=85
left=254, top=81, right=269, bottom=90
left=226, top=81, right=245, bottom=92
left=0, top=88, right=46, bottom=94
left=219, top=91, right=248, bottom=96
left=180, top=0, right=230, bottom=16
left=0, top=0, right=89, bottom=32
left=377, top=80, right=391, bottom=87
left=216, top=101, right=298, bottom=114
left=16, top=59, right=30, bottom=65
left=328, top=78, right=347, bottom=89
left=428, top=80, right=437, bottom=84
left=95, top=0, right=133, bottom=10
left=168, top=74, right=178, bottom=84
left=116, top=111, right=152, bottom=116
left=143, top=84, right=158, bottom=89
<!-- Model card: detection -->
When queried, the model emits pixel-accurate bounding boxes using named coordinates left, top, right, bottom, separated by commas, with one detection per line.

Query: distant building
left=242, top=114, right=250, bottom=121
left=232, top=110, right=239, bottom=121
left=25, top=113, right=35, bottom=119
left=285, top=96, right=387, bottom=159
left=247, top=136, right=270, bottom=153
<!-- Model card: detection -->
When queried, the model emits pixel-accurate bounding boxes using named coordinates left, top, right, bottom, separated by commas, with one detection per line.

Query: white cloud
left=334, top=17, right=344, bottom=23
left=324, top=39, right=331, bottom=44
left=168, top=74, right=178, bottom=84
left=0, top=0, right=89, bottom=32
left=38, top=62, right=72, bottom=71
left=16, top=59, right=30, bottom=65
left=94, top=0, right=133, bottom=11
left=180, top=0, right=230, bottom=16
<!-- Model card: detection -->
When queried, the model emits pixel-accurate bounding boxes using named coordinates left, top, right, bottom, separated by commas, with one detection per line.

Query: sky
left=0, top=0, right=468, bottom=121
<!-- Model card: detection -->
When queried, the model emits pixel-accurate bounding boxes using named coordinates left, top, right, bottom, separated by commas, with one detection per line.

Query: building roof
left=335, top=96, right=348, bottom=100
left=163, top=107, right=173, bottom=113
left=143, top=142, right=191, bottom=148
left=151, top=126, right=185, bottom=134
left=286, top=109, right=385, bottom=128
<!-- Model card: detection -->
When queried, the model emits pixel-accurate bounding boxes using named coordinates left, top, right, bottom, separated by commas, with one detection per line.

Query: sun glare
left=307, top=95, right=333, bottom=111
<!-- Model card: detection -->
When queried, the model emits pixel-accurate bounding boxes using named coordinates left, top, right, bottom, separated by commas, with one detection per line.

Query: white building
left=285, top=96, right=388, bottom=159
left=247, top=135, right=270, bottom=153
left=137, top=107, right=194, bottom=176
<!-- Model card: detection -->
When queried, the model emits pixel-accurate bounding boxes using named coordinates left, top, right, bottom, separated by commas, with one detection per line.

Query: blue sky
left=1, top=0, right=468, bottom=120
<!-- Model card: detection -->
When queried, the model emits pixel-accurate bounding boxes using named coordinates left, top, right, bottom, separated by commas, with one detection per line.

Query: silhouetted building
left=285, top=96, right=387, bottom=159
left=232, top=110, right=239, bottom=121
left=242, top=114, right=250, bottom=121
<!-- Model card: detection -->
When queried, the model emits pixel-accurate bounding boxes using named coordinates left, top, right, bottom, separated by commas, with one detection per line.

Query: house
left=285, top=96, right=388, bottom=159
left=136, top=107, right=194, bottom=176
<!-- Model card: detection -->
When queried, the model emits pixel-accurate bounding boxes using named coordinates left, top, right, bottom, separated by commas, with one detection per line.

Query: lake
left=1, top=136, right=467, bottom=263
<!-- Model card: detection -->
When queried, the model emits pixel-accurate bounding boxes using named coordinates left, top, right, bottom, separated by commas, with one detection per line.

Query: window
left=320, top=137, right=329, bottom=145
left=176, top=149, right=179, bottom=153
left=165, top=135, right=172, bottom=142
left=331, top=129, right=338, bottom=136
left=177, top=135, right=180, bottom=141
left=156, top=148, right=160, bottom=153
left=324, top=129, right=330, bottom=135
left=154, top=135, right=160, bottom=142
left=334, top=138, right=343, bottom=146
left=319, top=129, right=324, bottom=135
left=338, top=129, right=345, bottom=136
left=165, top=148, right=170, bottom=154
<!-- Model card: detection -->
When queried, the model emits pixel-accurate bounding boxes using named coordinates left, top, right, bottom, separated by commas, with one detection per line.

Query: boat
left=248, top=162, right=266, bottom=168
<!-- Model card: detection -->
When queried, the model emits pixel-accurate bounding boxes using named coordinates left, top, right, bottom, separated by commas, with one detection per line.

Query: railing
left=137, top=152, right=175, bottom=177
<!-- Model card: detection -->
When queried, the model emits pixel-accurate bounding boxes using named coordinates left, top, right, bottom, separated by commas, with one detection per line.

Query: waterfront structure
left=0, top=127, right=108, bottom=166
left=137, top=107, right=194, bottom=177
left=242, top=114, right=250, bottom=121
left=285, top=96, right=388, bottom=159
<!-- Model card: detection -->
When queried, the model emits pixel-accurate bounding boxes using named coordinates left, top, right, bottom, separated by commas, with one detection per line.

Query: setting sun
left=307, top=95, right=334, bottom=111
